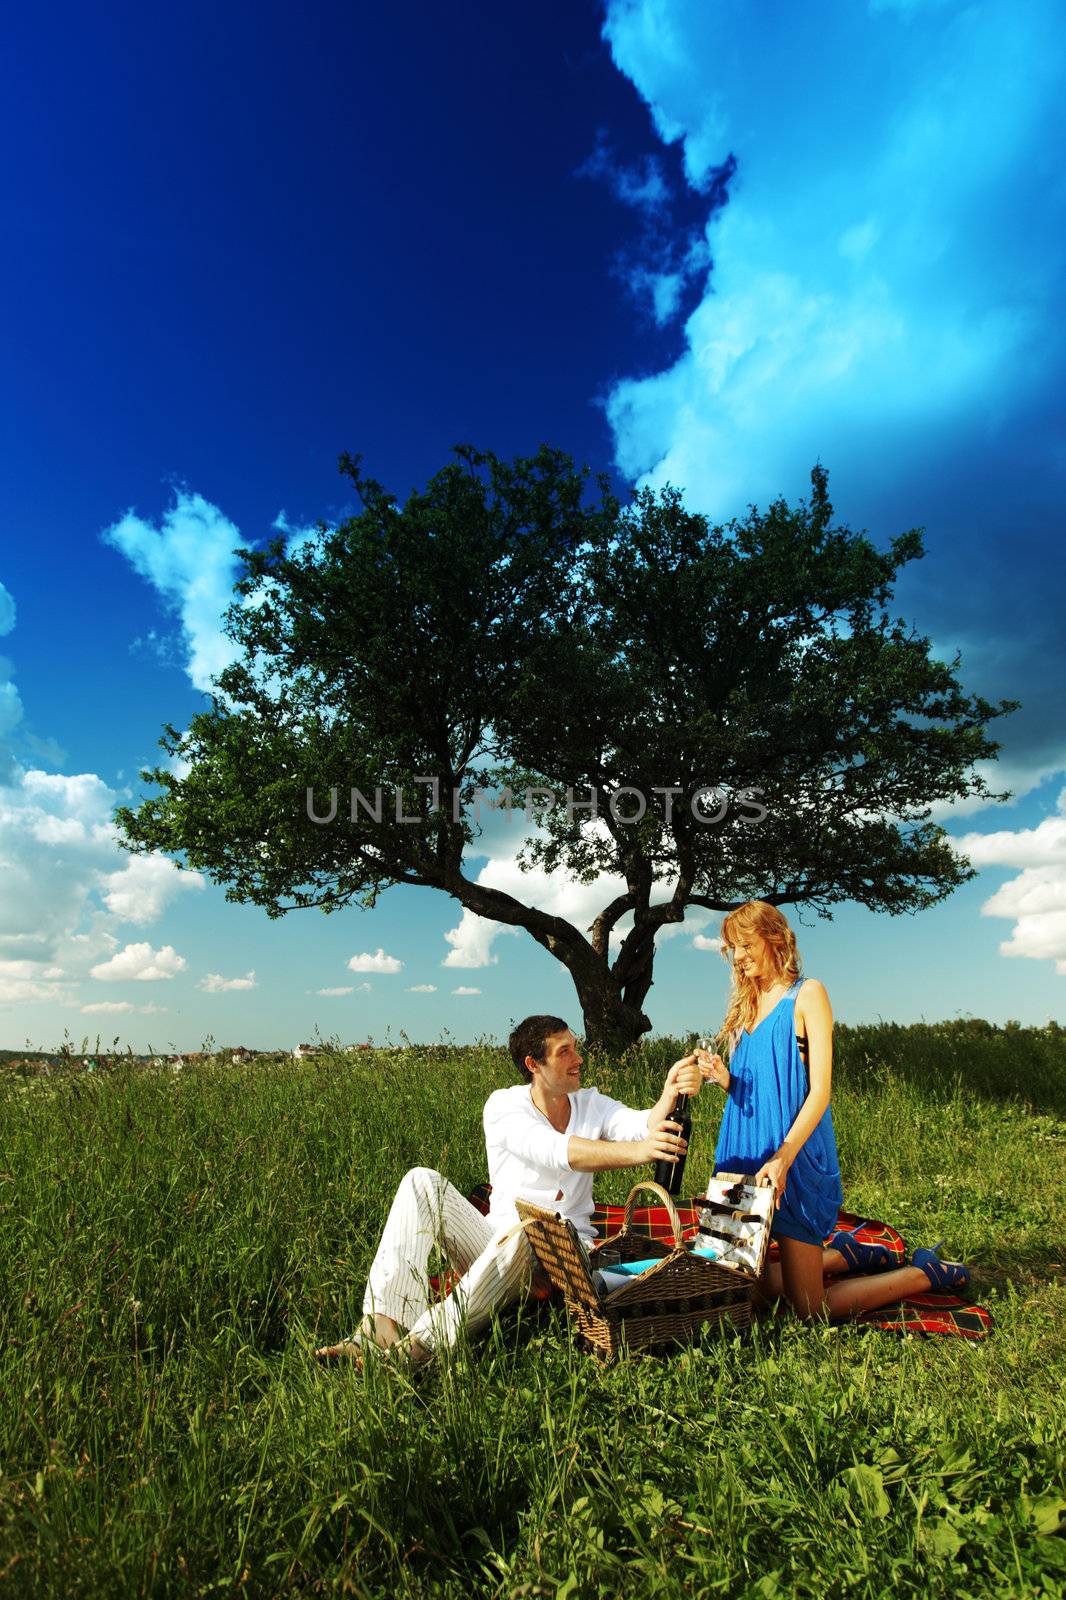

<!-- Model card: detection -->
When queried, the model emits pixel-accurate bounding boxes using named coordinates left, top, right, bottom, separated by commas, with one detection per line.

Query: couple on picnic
left=315, top=900, right=970, bottom=1370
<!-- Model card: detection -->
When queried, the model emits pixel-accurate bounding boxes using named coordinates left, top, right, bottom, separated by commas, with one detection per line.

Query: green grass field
left=1, top=1021, right=1064, bottom=1598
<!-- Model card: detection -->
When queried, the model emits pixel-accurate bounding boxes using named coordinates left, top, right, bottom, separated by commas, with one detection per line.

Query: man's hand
left=648, top=1057, right=701, bottom=1139
left=638, top=1120, right=687, bottom=1168
left=665, top=1054, right=703, bottom=1097
left=566, top=1122, right=688, bottom=1172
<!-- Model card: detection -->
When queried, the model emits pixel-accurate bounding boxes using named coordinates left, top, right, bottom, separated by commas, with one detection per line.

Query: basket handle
left=622, top=1181, right=684, bottom=1249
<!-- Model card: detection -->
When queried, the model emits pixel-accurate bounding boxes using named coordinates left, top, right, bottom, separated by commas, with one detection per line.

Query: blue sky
left=1, top=0, right=1064, bottom=1052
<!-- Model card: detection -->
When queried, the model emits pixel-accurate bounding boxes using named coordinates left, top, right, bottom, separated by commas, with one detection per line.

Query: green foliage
left=1, top=1023, right=1064, bottom=1597
left=111, top=447, right=1017, bottom=1049
left=113, top=445, right=616, bottom=920
left=503, top=466, right=1014, bottom=918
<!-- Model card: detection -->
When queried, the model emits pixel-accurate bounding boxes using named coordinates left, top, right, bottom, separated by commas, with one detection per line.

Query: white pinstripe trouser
left=359, top=1167, right=536, bottom=1353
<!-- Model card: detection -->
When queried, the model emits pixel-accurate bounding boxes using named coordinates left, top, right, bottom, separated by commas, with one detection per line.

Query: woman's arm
left=754, top=979, right=833, bottom=1207
left=695, top=1046, right=731, bottom=1092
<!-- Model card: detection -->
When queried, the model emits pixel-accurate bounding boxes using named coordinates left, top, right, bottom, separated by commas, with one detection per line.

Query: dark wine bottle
left=652, top=1092, right=692, bottom=1196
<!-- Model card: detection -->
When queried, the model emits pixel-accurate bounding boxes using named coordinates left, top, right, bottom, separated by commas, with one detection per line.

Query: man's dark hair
left=508, top=1015, right=571, bottom=1083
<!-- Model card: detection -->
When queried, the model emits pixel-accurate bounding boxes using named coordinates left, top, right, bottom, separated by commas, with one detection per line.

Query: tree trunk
left=444, top=868, right=664, bottom=1055
left=572, top=972, right=652, bottom=1057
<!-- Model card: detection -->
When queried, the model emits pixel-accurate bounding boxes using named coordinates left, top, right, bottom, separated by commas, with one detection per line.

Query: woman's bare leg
left=754, top=1246, right=845, bottom=1308
left=824, top=1265, right=931, bottom=1319
left=778, top=1237, right=828, bottom=1319
left=745, top=1235, right=819, bottom=1312
left=759, top=1237, right=938, bottom=1321
left=752, top=1258, right=784, bottom=1311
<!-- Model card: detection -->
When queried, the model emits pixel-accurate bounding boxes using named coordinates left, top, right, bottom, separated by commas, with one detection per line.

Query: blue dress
left=713, top=978, right=843, bottom=1248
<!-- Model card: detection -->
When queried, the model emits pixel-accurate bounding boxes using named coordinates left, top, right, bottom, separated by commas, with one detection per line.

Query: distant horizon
left=7, top=1007, right=1062, bottom=1062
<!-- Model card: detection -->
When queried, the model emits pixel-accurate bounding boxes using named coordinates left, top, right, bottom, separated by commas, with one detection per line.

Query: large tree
left=114, top=446, right=1015, bottom=1051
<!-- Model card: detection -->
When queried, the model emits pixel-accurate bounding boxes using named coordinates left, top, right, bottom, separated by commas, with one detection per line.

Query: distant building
left=293, top=1043, right=317, bottom=1059
left=231, top=1047, right=256, bottom=1064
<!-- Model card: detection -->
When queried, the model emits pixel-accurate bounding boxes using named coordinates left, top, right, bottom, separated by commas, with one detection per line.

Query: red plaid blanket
left=453, top=1185, right=992, bottom=1340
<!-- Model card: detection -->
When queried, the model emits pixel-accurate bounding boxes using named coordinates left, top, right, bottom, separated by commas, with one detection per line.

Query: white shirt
left=483, top=1083, right=652, bottom=1241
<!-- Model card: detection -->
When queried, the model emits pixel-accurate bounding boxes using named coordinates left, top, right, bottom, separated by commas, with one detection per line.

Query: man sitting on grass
left=315, top=1014, right=702, bottom=1369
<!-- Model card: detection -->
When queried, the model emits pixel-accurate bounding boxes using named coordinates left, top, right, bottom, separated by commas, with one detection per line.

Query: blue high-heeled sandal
left=826, top=1229, right=895, bottom=1274
left=911, top=1240, right=970, bottom=1293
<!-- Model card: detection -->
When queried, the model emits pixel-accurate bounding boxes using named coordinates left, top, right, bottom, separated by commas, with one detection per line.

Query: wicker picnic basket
left=515, top=1181, right=753, bottom=1361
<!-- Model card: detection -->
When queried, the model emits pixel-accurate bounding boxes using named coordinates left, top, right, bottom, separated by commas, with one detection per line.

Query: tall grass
left=1, top=1023, right=1064, bottom=1597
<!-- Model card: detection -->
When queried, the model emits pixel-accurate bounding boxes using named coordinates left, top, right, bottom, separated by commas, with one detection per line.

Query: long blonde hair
left=718, top=900, right=801, bottom=1049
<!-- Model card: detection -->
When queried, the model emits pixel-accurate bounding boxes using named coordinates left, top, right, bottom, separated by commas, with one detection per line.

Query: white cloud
left=0, top=676, right=24, bottom=786
left=1, top=768, right=116, bottom=846
left=0, top=959, right=71, bottom=1005
left=0, top=770, right=170, bottom=938
left=198, top=969, right=257, bottom=993
left=314, top=985, right=353, bottom=997
left=982, top=868, right=1066, bottom=921
left=443, top=836, right=624, bottom=968
left=79, top=999, right=170, bottom=1016
left=99, top=850, right=205, bottom=924
left=996, top=909, right=1066, bottom=976
left=959, top=790, right=1066, bottom=976
left=956, top=808, right=1066, bottom=870
left=406, top=983, right=438, bottom=993
left=0, top=588, right=203, bottom=1020
left=692, top=933, right=722, bottom=952
left=127, top=627, right=184, bottom=671
left=600, top=0, right=1066, bottom=519
left=0, top=958, right=65, bottom=981
left=452, top=986, right=481, bottom=996
left=101, top=492, right=335, bottom=705
left=91, top=943, right=187, bottom=982
left=443, top=826, right=716, bottom=967
left=0, top=769, right=148, bottom=1003
left=101, top=492, right=246, bottom=696
left=53, top=926, right=121, bottom=967
left=577, top=129, right=713, bottom=327
left=443, top=912, right=516, bottom=969
left=347, top=948, right=403, bottom=974
left=655, top=912, right=715, bottom=945
left=925, top=755, right=1066, bottom=823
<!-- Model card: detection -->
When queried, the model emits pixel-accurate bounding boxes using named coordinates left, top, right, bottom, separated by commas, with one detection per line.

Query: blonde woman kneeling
left=695, top=901, right=969, bottom=1320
